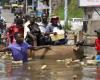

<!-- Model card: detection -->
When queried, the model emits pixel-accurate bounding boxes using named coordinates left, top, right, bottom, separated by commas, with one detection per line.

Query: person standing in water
left=0, top=32, right=50, bottom=63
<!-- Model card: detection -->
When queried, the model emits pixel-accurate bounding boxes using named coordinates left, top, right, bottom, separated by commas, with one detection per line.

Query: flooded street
left=0, top=9, right=98, bottom=80
left=0, top=59, right=97, bottom=80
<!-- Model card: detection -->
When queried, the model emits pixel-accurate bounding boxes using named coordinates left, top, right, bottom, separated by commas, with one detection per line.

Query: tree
left=68, top=0, right=84, bottom=18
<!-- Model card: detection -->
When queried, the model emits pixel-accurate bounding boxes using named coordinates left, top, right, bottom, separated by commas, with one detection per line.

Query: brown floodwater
left=0, top=58, right=97, bottom=80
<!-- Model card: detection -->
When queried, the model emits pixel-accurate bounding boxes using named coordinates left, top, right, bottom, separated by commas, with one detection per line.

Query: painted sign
left=79, top=0, right=100, bottom=7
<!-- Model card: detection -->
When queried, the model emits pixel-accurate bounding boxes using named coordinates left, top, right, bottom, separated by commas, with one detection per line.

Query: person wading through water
left=26, top=17, right=41, bottom=46
left=0, top=32, right=50, bottom=63
left=25, top=16, right=44, bottom=58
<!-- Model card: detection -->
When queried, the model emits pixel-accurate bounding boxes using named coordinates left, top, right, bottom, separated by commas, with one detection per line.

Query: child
left=0, top=32, right=50, bottom=63
left=95, top=29, right=100, bottom=63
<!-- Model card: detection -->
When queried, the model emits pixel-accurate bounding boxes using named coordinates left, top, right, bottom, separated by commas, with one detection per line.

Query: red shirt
left=95, top=38, right=100, bottom=51
left=7, top=24, right=24, bottom=44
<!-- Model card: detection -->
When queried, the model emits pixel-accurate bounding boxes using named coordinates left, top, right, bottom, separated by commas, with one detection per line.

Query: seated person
left=36, top=15, right=51, bottom=45
left=46, top=16, right=67, bottom=45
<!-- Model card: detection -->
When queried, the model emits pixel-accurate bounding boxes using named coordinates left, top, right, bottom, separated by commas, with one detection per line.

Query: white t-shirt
left=37, top=22, right=46, bottom=33
left=24, top=21, right=30, bottom=39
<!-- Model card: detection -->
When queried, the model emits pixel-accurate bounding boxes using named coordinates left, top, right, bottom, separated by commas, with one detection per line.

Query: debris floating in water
left=56, top=60, right=64, bottom=62
left=65, top=58, right=73, bottom=65
left=28, top=66, right=31, bottom=70
left=73, top=60, right=80, bottom=63
left=86, top=60, right=96, bottom=65
left=41, top=65, right=47, bottom=70
left=1, top=55, right=7, bottom=59
left=72, top=75, right=78, bottom=80
left=80, top=61, right=85, bottom=66
left=12, top=61, right=23, bottom=64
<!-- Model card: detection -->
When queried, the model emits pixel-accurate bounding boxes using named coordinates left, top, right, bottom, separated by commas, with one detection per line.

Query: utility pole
left=23, top=0, right=27, bottom=14
left=64, top=0, right=68, bottom=25
left=25, top=0, right=28, bottom=14
left=32, top=0, right=34, bottom=9
left=49, top=0, right=51, bottom=18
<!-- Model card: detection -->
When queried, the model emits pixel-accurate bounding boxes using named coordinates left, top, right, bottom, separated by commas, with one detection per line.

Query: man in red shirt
left=6, top=18, right=24, bottom=45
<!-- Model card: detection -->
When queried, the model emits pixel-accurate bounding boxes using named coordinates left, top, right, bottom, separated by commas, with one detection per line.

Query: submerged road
left=0, top=59, right=97, bottom=80
left=0, top=9, right=98, bottom=80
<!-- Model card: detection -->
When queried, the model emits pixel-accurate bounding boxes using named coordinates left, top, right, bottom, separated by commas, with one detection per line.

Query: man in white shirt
left=24, top=20, right=30, bottom=39
left=23, top=15, right=31, bottom=39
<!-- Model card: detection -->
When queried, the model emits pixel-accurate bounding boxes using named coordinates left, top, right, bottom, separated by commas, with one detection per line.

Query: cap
left=50, top=16, right=59, bottom=23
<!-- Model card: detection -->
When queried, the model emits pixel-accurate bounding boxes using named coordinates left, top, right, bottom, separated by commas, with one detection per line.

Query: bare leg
left=31, top=36, right=37, bottom=59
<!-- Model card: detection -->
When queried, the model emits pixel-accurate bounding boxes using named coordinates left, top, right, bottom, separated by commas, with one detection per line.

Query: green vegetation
left=54, top=0, right=84, bottom=20
left=54, top=5, right=64, bottom=20
left=53, top=0, right=84, bottom=30
left=68, top=0, right=84, bottom=18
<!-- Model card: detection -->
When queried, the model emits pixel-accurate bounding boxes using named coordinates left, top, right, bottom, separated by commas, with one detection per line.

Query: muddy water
left=0, top=59, right=97, bottom=80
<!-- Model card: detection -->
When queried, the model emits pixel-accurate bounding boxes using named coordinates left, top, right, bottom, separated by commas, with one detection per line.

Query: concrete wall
left=85, top=8, right=100, bottom=35
left=87, top=20, right=100, bottom=35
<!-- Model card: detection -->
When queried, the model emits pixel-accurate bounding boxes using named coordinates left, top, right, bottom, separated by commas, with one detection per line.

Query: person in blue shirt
left=0, top=32, right=50, bottom=63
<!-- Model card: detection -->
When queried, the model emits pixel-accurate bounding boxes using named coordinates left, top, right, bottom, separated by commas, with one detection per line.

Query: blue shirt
left=8, top=42, right=32, bottom=62
left=46, top=24, right=54, bottom=32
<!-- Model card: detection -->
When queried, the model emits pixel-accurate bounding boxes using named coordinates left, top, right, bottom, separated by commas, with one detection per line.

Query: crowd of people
left=4, top=13, right=67, bottom=46
left=0, top=12, right=68, bottom=63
